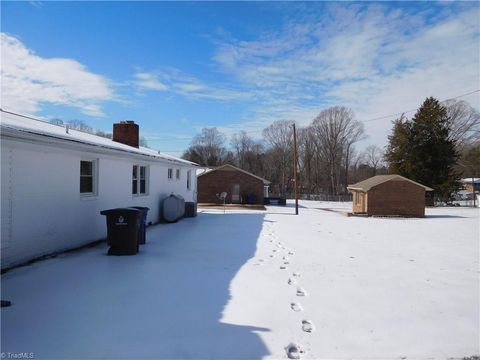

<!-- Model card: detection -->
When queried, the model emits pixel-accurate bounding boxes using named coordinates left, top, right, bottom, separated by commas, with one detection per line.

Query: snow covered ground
left=1, top=201, right=479, bottom=359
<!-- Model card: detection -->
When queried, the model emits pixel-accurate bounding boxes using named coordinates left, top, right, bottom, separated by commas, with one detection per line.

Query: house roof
left=197, top=164, right=271, bottom=184
left=347, top=174, right=434, bottom=192
left=0, top=110, right=197, bottom=166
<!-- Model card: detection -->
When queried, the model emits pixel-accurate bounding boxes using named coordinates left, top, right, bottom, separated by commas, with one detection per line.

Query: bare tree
left=311, top=106, right=364, bottom=194
left=49, top=118, right=64, bottom=126
left=230, top=131, right=255, bottom=169
left=262, top=120, right=294, bottom=194
left=363, top=145, right=384, bottom=175
left=444, top=99, right=480, bottom=148
left=67, top=119, right=94, bottom=133
left=297, top=126, right=316, bottom=196
left=185, top=127, right=226, bottom=166
left=49, top=118, right=93, bottom=133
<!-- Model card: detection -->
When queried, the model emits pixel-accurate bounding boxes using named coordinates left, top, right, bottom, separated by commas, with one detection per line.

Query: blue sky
left=1, top=1, right=479, bottom=154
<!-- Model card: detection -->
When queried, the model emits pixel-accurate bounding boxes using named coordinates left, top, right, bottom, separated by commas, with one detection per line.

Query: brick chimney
left=113, top=120, right=139, bottom=148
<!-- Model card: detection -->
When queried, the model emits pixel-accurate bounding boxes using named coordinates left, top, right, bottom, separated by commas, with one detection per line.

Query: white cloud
left=1, top=33, right=115, bottom=117
left=212, top=3, right=480, bottom=148
left=131, top=68, right=250, bottom=102
left=133, top=72, right=168, bottom=91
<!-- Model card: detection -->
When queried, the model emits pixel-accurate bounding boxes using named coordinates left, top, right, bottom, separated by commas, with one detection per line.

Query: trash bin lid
left=100, top=208, right=143, bottom=216
left=130, top=206, right=150, bottom=212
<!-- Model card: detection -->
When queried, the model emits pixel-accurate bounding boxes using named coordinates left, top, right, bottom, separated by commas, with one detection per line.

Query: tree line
left=183, top=99, right=480, bottom=199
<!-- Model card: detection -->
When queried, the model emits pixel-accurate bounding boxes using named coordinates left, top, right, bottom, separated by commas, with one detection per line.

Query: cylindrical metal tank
left=163, top=194, right=186, bottom=222
left=163, top=195, right=179, bottom=222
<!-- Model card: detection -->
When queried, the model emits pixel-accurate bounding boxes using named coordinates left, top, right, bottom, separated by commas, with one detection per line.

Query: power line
left=3, top=89, right=478, bottom=146
left=359, top=89, right=479, bottom=123
left=140, top=89, right=480, bottom=146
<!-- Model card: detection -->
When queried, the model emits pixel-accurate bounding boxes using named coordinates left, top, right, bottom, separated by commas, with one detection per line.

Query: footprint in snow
left=284, top=261, right=290, bottom=265
left=285, top=343, right=304, bottom=359
left=290, top=302, right=302, bottom=312
left=288, top=278, right=297, bottom=285
left=301, top=320, right=315, bottom=333
left=292, top=272, right=301, bottom=277
left=280, top=265, right=288, bottom=270
left=272, top=249, right=277, bottom=253
left=296, top=287, right=307, bottom=296
left=283, top=256, right=290, bottom=261
left=288, top=251, right=295, bottom=255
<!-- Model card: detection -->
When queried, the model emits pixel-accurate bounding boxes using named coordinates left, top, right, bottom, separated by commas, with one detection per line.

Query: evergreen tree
left=385, top=97, right=458, bottom=200
left=385, top=115, right=412, bottom=175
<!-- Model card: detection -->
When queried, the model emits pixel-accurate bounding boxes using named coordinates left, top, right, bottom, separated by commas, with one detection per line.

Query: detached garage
left=197, top=164, right=270, bottom=205
left=347, top=175, right=433, bottom=217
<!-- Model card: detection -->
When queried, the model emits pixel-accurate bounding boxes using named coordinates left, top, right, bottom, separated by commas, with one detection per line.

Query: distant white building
left=1, top=110, right=198, bottom=268
left=460, top=177, right=480, bottom=192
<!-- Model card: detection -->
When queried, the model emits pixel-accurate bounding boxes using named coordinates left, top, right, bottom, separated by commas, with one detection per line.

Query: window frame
left=176, top=168, right=181, bottom=180
left=168, top=168, right=173, bottom=180
left=80, top=159, right=98, bottom=197
left=132, top=164, right=149, bottom=196
left=187, top=170, right=191, bottom=190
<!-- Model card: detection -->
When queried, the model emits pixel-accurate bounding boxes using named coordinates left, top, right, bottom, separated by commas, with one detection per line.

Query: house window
left=133, top=165, right=148, bottom=195
left=187, top=170, right=191, bottom=190
left=168, top=168, right=173, bottom=179
left=176, top=169, right=180, bottom=180
left=80, top=160, right=97, bottom=195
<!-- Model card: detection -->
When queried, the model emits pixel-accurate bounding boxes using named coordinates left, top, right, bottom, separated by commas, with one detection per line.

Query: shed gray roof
left=198, top=164, right=270, bottom=184
left=347, top=175, right=433, bottom=192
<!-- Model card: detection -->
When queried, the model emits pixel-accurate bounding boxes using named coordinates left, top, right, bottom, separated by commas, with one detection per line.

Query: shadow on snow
left=1, top=212, right=270, bottom=359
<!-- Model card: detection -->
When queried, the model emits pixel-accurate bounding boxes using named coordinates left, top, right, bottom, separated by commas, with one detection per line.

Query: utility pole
left=292, top=123, right=299, bottom=215
left=472, top=176, right=476, bottom=208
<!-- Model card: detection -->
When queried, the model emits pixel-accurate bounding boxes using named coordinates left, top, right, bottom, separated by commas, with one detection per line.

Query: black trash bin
left=131, top=206, right=149, bottom=245
left=100, top=208, right=142, bottom=255
left=185, top=202, right=197, bottom=217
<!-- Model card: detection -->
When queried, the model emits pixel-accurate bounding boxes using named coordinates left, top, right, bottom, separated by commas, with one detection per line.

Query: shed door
left=359, top=192, right=366, bottom=213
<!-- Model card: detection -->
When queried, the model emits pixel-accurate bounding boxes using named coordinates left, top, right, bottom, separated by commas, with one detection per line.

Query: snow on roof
left=197, top=164, right=270, bottom=184
left=0, top=110, right=197, bottom=166
left=196, top=167, right=212, bottom=176
left=347, top=174, right=433, bottom=192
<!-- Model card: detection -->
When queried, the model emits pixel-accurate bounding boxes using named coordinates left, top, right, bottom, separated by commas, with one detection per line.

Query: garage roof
left=198, top=164, right=270, bottom=184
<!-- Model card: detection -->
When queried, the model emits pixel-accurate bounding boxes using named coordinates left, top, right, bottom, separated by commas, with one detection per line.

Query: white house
left=1, top=110, right=198, bottom=269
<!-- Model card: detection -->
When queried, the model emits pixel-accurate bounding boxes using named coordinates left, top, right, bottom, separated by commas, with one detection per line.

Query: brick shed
left=347, top=175, right=433, bottom=217
left=197, top=164, right=270, bottom=205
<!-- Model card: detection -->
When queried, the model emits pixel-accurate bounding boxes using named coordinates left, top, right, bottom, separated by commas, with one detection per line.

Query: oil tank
left=163, top=194, right=185, bottom=222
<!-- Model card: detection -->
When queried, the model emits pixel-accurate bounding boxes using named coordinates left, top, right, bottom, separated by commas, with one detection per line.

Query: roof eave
left=1, top=126, right=198, bottom=167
